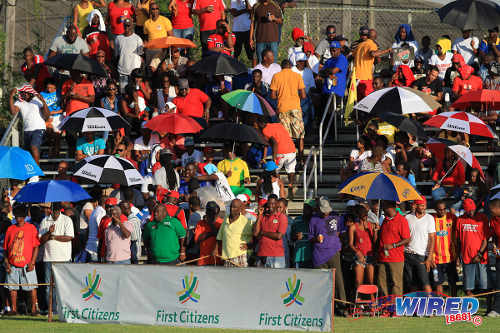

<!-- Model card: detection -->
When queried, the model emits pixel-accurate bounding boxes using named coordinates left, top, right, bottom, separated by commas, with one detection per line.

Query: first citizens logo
left=177, top=272, right=200, bottom=304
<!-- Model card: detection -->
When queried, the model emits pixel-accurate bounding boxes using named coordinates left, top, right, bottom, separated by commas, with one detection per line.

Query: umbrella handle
left=437, top=159, right=459, bottom=185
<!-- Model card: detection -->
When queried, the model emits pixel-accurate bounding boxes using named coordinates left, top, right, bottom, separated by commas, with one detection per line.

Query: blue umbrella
left=13, top=180, right=91, bottom=203
left=0, top=146, right=44, bottom=180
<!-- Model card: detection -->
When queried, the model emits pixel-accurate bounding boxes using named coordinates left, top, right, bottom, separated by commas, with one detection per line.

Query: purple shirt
left=308, top=215, right=343, bottom=267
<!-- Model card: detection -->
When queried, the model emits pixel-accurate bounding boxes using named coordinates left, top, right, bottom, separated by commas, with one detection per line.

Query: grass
left=0, top=316, right=499, bottom=333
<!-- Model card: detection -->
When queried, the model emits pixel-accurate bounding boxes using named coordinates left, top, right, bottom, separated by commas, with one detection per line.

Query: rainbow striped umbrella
left=222, top=89, right=276, bottom=116
left=339, top=172, right=422, bottom=202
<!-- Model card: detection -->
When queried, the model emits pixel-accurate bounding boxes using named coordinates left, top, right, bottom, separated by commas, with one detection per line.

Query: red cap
left=414, top=196, right=426, bottom=206
left=203, top=146, right=215, bottom=156
left=105, top=197, right=118, bottom=206
left=258, top=199, right=267, bottom=207
left=156, top=186, right=169, bottom=203
left=167, top=190, right=180, bottom=199
left=303, top=41, right=315, bottom=54
left=463, top=198, right=476, bottom=212
left=292, top=27, right=305, bottom=41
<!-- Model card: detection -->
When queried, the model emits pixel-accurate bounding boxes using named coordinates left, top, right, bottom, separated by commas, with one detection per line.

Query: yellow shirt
left=270, top=68, right=305, bottom=113
left=217, top=214, right=253, bottom=259
left=136, top=0, right=152, bottom=27
left=217, top=158, right=250, bottom=187
left=377, top=122, right=397, bottom=144
left=144, top=15, right=173, bottom=41
left=353, top=39, right=378, bottom=81
left=76, top=2, right=94, bottom=34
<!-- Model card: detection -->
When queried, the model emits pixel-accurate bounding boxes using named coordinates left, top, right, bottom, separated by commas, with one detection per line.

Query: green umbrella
left=222, top=89, right=276, bottom=117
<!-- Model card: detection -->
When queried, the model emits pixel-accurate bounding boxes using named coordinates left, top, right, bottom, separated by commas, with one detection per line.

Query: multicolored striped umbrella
left=222, top=89, right=276, bottom=117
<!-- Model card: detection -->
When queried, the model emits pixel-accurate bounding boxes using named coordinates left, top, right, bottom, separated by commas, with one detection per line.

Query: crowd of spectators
left=1, top=0, right=500, bottom=320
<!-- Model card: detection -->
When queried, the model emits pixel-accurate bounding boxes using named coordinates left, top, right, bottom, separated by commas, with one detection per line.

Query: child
left=40, top=78, right=63, bottom=158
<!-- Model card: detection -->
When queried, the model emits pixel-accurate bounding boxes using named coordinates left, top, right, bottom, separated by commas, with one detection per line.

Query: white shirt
left=405, top=213, right=436, bottom=256
left=181, top=149, right=203, bottom=167
left=452, top=37, right=479, bottom=65
left=308, top=54, right=320, bottom=74
left=288, top=46, right=303, bottom=66
left=114, top=33, right=144, bottom=76
left=39, top=214, right=74, bottom=262
left=292, top=66, right=315, bottom=93
left=85, top=205, right=106, bottom=254
left=79, top=202, right=94, bottom=230
left=428, top=53, right=453, bottom=80
left=253, top=63, right=282, bottom=86
left=133, top=134, right=160, bottom=151
left=15, top=98, right=46, bottom=131
left=350, top=149, right=372, bottom=170
left=214, top=171, right=235, bottom=202
left=231, top=0, right=256, bottom=32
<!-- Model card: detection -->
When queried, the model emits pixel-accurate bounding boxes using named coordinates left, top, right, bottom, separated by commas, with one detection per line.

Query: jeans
left=300, top=95, right=314, bottom=129
left=256, top=42, right=278, bottom=63
left=173, top=27, right=194, bottom=57
left=24, top=129, right=45, bottom=149
left=45, top=261, right=68, bottom=312
left=131, top=240, right=138, bottom=264
left=200, top=29, right=216, bottom=57
left=109, top=259, right=131, bottom=264
left=431, top=186, right=463, bottom=202
left=463, top=262, right=487, bottom=291
left=264, top=256, right=286, bottom=268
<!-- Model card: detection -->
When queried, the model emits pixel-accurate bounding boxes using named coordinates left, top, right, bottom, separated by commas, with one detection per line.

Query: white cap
left=295, top=52, right=308, bottom=62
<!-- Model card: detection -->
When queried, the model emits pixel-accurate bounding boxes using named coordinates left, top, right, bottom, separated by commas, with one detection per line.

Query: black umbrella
left=189, top=53, right=247, bottom=76
left=58, top=107, right=129, bottom=133
left=72, top=155, right=144, bottom=186
left=45, top=53, right=107, bottom=77
left=437, top=0, right=500, bottom=30
left=377, top=112, right=428, bottom=138
left=199, top=123, right=266, bottom=144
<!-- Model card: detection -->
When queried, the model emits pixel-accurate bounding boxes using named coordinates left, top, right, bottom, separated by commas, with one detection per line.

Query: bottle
left=432, top=268, right=439, bottom=283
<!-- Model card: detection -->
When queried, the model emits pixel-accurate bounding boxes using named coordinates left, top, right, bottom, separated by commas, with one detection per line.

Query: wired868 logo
left=81, top=269, right=103, bottom=301
left=281, top=274, right=304, bottom=307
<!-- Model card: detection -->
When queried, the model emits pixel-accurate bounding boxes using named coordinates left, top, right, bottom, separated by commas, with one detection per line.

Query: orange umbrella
left=144, top=36, right=197, bottom=49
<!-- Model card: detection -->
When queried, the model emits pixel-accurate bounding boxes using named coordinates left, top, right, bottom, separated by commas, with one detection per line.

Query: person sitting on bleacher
left=431, top=148, right=465, bottom=205
left=75, top=131, right=106, bottom=161
left=217, top=144, right=252, bottom=198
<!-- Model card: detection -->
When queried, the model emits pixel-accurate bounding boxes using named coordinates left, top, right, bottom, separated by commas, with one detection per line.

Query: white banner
left=52, top=264, right=333, bottom=331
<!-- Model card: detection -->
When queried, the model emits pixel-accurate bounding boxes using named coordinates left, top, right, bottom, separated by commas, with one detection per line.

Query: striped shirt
left=433, top=213, right=456, bottom=265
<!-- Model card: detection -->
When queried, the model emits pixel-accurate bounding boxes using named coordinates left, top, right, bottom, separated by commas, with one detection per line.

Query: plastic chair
left=353, top=284, right=379, bottom=318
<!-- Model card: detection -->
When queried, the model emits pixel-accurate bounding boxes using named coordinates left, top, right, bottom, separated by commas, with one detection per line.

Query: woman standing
left=73, top=0, right=106, bottom=36
left=107, top=0, right=136, bottom=39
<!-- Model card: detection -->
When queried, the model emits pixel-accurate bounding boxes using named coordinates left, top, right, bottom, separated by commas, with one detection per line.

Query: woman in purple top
left=308, top=196, right=347, bottom=315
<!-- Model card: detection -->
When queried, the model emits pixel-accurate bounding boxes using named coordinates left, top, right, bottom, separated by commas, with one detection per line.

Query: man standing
left=403, top=197, right=436, bottom=293
left=84, top=196, right=106, bottom=262
left=114, top=18, right=144, bottom=93
left=250, top=0, right=282, bottom=63
left=291, top=200, right=314, bottom=268
left=214, top=199, right=253, bottom=267
left=322, top=41, right=348, bottom=100
left=488, top=198, right=500, bottom=317
left=105, top=206, right=132, bottom=264
left=3, top=204, right=40, bottom=316
left=144, top=3, right=174, bottom=66
left=193, top=0, right=226, bottom=55
left=270, top=59, right=306, bottom=168
left=257, top=118, right=297, bottom=198
left=164, top=190, right=188, bottom=229
left=254, top=197, right=288, bottom=268
left=173, top=79, right=211, bottom=126
left=39, top=202, right=74, bottom=313
left=61, top=70, right=95, bottom=117
left=194, top=201, right=223, bottom=265
left=9, top=84, right=50, bottom=167
left=377, top=201, right=411, bottom=298
left=253, top=49, right=281, bottom=86
left=308, top=197, right=346, bottom=315
left=314, top=25, right=337, bottom=64
left=292, top=52, right=316, bottom=129
left=352, top=26, right=391, bottom=99
left=230, top=0, right=256, bottom=63
left=143, top=204, right=186, bottom=264
left=48, top=24, right=89, bottom=58
left=119, top=201, right=142, bottom=264
left=432, top=200, right=458, bottom=296
left=456, top=199, right=489, bottom=296
left=452, top=29, right=479, bottom=66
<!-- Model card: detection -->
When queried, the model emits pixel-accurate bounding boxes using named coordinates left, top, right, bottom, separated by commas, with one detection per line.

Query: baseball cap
left=318, top=196, right=332, bottom=214
left=295, top=52, right=308, bottom=62
left=178, top=78, right=189, bottom=90
left=359, top=25, right=370, bottom=36
left=204, top=163, right=218, bottom=175
left=168, top=190, right=180, bottom=199
left=414, top=196, right=426, bottom=206
left=184, top=136, right=194, bottom=146
left=204, top=146, right=215, bottom=156
left=258, top=199, right=268, bottom=207
left=292, top=27, right=305, bottom=41
left=264, top=161, right=278, bottom=172
left=105, top=197, right=118, bottom=206
left=236, top=194, right=250, bottom=203
left=304, top=199, right=316, bottom=208
left=463, top=198, right=476, bottom=212
left=329, top=41, right=341, bottom=49
left=206, top=201, right=219, bottom=211
left=346, top=199, right=358, bottom=207
left=334, top=35, right=348, bottom=41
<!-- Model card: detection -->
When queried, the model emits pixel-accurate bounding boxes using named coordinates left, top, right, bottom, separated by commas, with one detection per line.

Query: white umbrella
left=72, top=155, right=143, bottom=186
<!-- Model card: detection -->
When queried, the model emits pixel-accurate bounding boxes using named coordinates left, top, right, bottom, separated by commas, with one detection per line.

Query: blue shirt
left=76, top=137, right=106, bottom=156
left=40, top=91, right=62, bottom=114
left=308, top=215, right=343, bottom=267
left=323, top=54, right=348, bottom=97
left=478, top=39, right=500, bottom=54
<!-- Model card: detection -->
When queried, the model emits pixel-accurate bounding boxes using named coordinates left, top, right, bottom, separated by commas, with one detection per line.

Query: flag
left=344, top=67, right=357, bottom=126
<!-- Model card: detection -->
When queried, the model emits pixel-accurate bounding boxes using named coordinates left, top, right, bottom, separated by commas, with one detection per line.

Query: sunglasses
left=116, top=149, right=124, bottom=152
left=151, top=7, right=159, bottom=10
left=107, top=87, right=117, bottom=91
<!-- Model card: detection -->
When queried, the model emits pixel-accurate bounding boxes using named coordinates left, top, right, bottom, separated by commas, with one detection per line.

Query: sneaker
left=5, top=310, right=18, bottom=316
left=487, top=310, right=500, bottom=318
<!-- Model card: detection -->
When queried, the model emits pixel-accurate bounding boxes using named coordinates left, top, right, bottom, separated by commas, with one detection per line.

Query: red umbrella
left=145, top=113, right=203, bottom=135
left=451, top=89, right=500, bottom=110
left=423, top=111, right=497, bottom=139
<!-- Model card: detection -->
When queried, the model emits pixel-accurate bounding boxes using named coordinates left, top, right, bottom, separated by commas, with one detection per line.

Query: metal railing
left=303, top=145, right=318, bottom=201
left=319, top=94, right=336, bottom=181
left=0, top=113, right=21, bottom=147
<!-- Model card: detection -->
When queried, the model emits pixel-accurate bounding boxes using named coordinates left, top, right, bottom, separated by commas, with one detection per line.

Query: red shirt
left=4, top=222, right=40, bottom=267
left=207, top=32, right=236, bottom=56
left=61, top=79, right=95, bottom=116
left=452, top=75, right=483, bottom=97
left=194, top=217, right=223, bottom=265
left=193, top=0, right=225, bottom=31
left=86, top=31, right=112, bottom=62
left=353, top=223, right=375, bottom=256
left=172, top=0, right=194, bottom=29
left=456, top=213, right=489, bottom=264
left=165, top=203, right=187, bottom=229
left=173, top=88, right=208, bottom=118
left=432, top=160, right=465, bottom=187
left=257, top=212, right=288, bottom=257
left=491, top=216, right=500, bottom=251
left=108, top=2, right=135, bottom=35
left=378, top=213, right=410, bottom=263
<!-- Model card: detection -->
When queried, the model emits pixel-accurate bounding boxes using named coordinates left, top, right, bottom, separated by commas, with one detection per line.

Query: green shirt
left=143, top=216, right=186, bottom=262
left=290, top=216, right=312, bottom=264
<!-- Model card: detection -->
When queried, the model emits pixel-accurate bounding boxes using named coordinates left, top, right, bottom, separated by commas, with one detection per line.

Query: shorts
left=357, top=80, right=373, bottom=100
left=6, top=265, right=38, bottom=291
left=224, top=254, right=248, bottom=268
left=276, top=152, right=297, bottom=174
left=257, top=256, right=286, bottom=268
left=433, top=262, right=458, bottom=286
left=403, top=252, right=430, bottom=288
left=355, top=255, right=376, bottom=267
left=463, top=262, right=487, bottom=291
left=278, top=109, right=305, bottom=139
left=23, top=129, right=45, bottom=149
left=46, top=114, right=63, bottom=133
